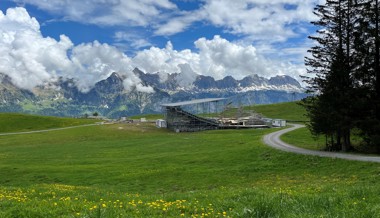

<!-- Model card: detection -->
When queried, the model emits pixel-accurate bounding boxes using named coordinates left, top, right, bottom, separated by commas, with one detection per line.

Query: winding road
left=263, top=124, right=380, bottom=163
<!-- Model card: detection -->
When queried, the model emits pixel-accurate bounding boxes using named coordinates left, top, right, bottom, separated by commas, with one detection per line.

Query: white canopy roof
left=161, top=98, right=226, bottom=107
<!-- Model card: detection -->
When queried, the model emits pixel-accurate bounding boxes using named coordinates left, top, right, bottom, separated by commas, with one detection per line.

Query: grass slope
left=217, top=101, right=307, bottom=122
left=0, top=113, right=96, bottom=133
left=130, top=114, right=163, bottom=120
left=262, top=102, right=366, bottom=151
left=281, top=126, right=325, bottom=150
left=250, top=102, right=324, bottom=151
left=1, top=120, right=380, bottom=217
left=251, top=101, right=308, bottom=121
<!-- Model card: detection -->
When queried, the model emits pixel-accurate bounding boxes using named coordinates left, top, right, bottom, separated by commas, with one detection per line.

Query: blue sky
left=0, top=0, right=322, bottom=92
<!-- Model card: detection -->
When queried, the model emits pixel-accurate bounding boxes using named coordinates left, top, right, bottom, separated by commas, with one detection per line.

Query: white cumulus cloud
left=14, top=0, right=177, bottom=27
left=14, top=0, right=320, bottom=44
left=194, top=35, right=305, bottom=80
left=0, top=7, right=306, bottom=93
left=203, top=0, right=296, bottom=41
left=0, top=7, right=152, bottom=92
left=132, top=41, right=200, bottom=81
left=133, top=35, right=305, bottom=84
left=0, top=7, right=70, bottom=90
left=9, top=0, right=322, bottom=70
left=156, top=0, right=320, bottom=43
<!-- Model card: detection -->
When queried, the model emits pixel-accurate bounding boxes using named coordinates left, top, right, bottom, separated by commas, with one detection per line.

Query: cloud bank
left=13, top=0, right=321, bottom=43
left=0, top=7, right=305, bottom=93
left=157, top=0, right=320, bottom=42
left=14, top=0, right=177, bottom=27
left=0, top=7, right=149, bottom=92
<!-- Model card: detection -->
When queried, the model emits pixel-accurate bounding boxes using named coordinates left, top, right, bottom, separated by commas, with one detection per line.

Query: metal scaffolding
left=162, top=98, right=225, bottom=132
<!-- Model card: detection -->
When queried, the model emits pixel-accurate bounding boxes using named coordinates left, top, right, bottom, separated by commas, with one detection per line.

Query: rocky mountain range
left=0, top=68, right=307, bottom=118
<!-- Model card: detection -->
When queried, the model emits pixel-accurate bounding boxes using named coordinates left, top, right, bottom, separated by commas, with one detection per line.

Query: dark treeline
left=303, top=0, right=380, bottom=152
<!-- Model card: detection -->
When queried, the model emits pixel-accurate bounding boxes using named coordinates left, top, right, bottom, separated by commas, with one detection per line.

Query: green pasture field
left=217, top=101, right=307, bottom=122
left=271, top=102, right=365, bottom=151
left=252, top=102, right=326, bottom=151
left=251, top=101, right=308, bottom=122
left=0, top=113, right=96, bottom=133
left=129, top=114, right=163, bottom=120
left=1, top=112, right=380, bottom=217
left=281, top=127, right=325, bottom=151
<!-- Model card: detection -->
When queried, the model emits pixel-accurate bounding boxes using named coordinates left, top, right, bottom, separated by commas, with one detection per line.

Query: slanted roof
left=161, top=98, right=226, bottom=107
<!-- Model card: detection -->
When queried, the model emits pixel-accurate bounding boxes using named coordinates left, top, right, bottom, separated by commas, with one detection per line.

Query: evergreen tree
left=354, top=0, right=380, bottom=149
left=304, top=0, right=355, bottom=151
left=305, top=0, right=380, bottom=151
left=369, top=0, right=380, bottom=148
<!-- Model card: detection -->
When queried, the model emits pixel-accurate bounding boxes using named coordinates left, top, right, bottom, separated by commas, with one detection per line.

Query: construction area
left=160, top=98, right=286, bottom=132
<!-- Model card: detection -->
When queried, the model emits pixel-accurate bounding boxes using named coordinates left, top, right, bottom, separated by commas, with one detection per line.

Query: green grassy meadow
left=269, top=102, right=364, bottom=151
left=129, top=114, right=163, bottom=120
left=281, top=127, right=325, bottom=151
left=0, top=113, right=96, bottom=133
left=1, top=105, right=380, bottom=217
left=217, top=101, right=308, bottom=122
left=251, top=101, right=308, bottom=122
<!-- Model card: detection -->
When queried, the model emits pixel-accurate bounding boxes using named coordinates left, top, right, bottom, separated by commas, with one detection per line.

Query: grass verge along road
left=264, top=124, right=380, bottom=163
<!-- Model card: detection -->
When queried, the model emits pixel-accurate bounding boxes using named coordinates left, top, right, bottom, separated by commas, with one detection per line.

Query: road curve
left=263, top=124, right=380, bottom=163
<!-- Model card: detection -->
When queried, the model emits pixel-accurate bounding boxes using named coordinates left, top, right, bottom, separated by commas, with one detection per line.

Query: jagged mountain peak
left=243, top=74, right=261, bottom=79
left=0, top=68, right=306, bottom=118
left=94, top=72, right=124, bottom=94
left=132, top=67, right=144, bottom=75
left=130, top=68, right=303, bottom=92
left=269, top=75, right=301, bottom=88
left=0, top=73, right=14, bottom=86
left=109, top=72, right=122, bottom=80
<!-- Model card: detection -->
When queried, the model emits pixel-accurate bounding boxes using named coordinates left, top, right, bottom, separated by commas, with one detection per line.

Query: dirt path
left=263, top=124, right=380, bottom=163
left=0, top=123, right=101, bottom=136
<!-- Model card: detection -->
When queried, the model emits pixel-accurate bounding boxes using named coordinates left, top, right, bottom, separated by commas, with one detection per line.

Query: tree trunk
left=375, top=0, right=380, bottom=120
left=336, top=129, right=342, bottom=151
left=329, top=134, right=335, bottom=151
left=342, top=129, right=351, bottom=151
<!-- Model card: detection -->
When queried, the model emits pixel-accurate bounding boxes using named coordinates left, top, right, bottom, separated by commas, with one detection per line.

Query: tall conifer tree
left=304, top=0, right=355, bottom=151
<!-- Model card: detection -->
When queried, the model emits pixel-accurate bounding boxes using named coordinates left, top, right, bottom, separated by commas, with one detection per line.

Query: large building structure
left=161, top=98, right=286, bottom=132
left=161, top=98, right=225, bottom=132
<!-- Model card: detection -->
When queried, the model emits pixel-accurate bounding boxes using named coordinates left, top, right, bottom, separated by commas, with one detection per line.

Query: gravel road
left=263, top=124, right=380, bottom=163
